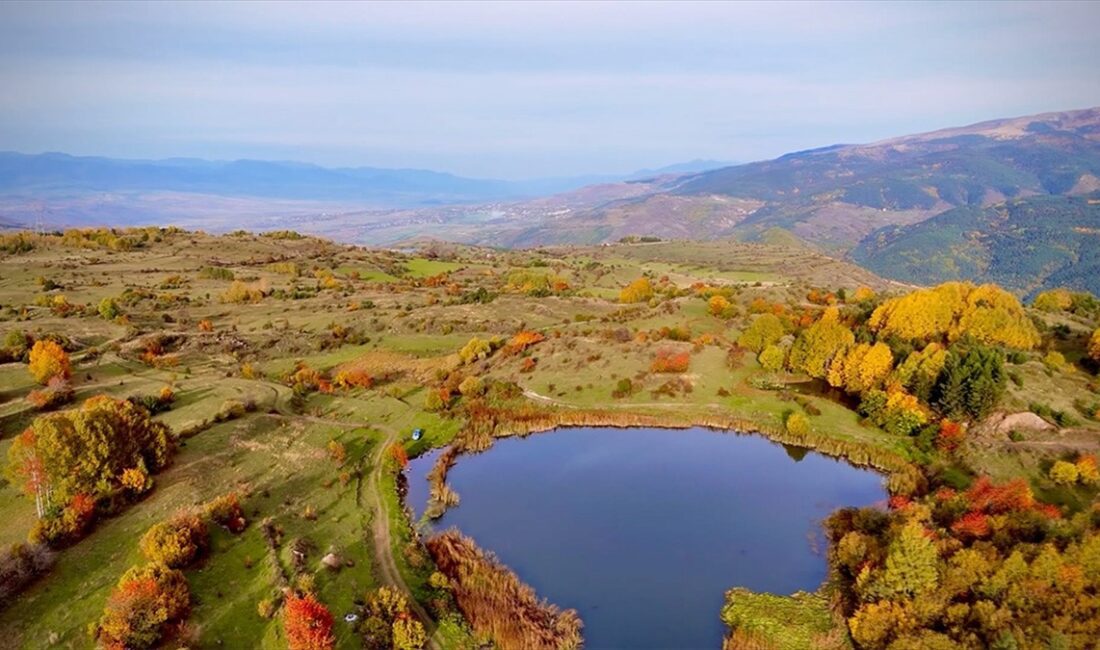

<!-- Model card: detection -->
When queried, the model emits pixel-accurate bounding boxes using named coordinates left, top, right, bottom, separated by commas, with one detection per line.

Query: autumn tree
left=788, top=307, right=854, bottom=379
left=27, top=339, right=71, bottom=385
left=758, top=344, right=785, bottom=372
left=874, top=521, right=939, bottom=599
left=9, top=395, right=174, bottom=511
left=284, top=593, right=335, bottom=650
left=1089, top=328, right=1100, bottom=363
left=139, top=513, right=208, bottom=568
left=619, top=277, right=654, bottom=304
left=96, top=562, right=190, bottom=650
left=459, top=337, right=492, bottom=364
left=6, top=429, right=50, bottom=518
left=827, top=342, right=893, bottom=394
left=893, top=343, right=947, bottom=402
left=708, top=294, right=732, bottom=317
left=869, top=282, right=1038, bottom=349
left=737, top=313, right=784, bottom=353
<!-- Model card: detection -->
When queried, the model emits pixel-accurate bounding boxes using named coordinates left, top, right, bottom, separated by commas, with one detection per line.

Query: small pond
left=406, top=427, right=885, bottom=649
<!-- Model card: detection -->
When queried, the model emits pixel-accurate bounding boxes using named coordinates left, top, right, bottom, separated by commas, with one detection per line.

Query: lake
left=405, top=426, right=885, bottom=649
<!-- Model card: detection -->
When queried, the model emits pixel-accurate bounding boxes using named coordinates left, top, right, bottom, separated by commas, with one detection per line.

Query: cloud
left=0, top=1, right=1097, bottom=177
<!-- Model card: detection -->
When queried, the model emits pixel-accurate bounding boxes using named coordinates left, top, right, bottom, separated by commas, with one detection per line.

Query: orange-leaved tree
left=284, top=592, right=335, bottom=650
left=27, top=339, right=71, bottom=385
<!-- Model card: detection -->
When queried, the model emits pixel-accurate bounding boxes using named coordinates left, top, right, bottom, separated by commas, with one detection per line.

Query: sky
left=0, top=1, right=1098, bottom=179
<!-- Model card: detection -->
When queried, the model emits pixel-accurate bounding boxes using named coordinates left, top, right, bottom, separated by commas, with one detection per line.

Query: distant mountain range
left=428, top=106, right=1100, bottom=296
left=3, top=108, right=1100, bottom=296
left=472, top=107, right=1100, bottom=248
left=0, top=152, right=734, bottom=210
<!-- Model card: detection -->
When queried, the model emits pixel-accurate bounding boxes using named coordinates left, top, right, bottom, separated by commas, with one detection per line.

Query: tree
left=27, top=340, right=71, bottom=385
left=934, top=344, right=1006, bottom=421
left=877, top=522, right=939, bottom=599
left=788, top=308, right=854, bottom=379
left=1049, top=460, right=1079, bottom=486
left=96, top=562, right=190, bottom=650
left=284, top=593, right=335, bottom=650
left=828, top=342, right=893, bottom=394
left=1089, top=328, right=1100, bottom=364
left=392, top=617, right=427, bottom=650
left=11, top=395, right=174, bottom=508
left=869, top=282, right=1038, bottom=349
left=459, top=337, right=492, bottom=364
left=98, top=297, right=121, bottom=320
left=619, top=277, right=654, bottom=304
left=738, top=314, right=784, bottom=353
left=708, top=294, right=732, bottom=317
left=6, top=429, right=50, bottom=518
left=758, top=344, right=785, bottom=372
left=139, top=513, right=208, bottom=568
left=894, top=343, right=947, bottom=402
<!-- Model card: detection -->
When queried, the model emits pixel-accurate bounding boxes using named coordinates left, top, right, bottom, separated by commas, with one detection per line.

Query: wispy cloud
left=0, top=1, right=1097, bottom=177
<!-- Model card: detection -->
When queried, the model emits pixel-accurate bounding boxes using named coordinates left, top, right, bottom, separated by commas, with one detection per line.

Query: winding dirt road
left=364, top=425, right=443, bottom=650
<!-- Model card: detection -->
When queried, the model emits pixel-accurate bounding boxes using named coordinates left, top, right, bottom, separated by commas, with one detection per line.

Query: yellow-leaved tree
left=1089, top=328, right=1100, bottom=363
left=28, top=340, right=71, bottom=385
left=619, top=277, right=654, bottom=304
left=788, top=307, right=854, bottom=379
left=869, top=282, right=1038, bottom=349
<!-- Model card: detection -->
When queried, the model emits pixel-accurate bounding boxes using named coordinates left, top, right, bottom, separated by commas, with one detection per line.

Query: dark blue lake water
left=406, top=426, right=885, bottom=649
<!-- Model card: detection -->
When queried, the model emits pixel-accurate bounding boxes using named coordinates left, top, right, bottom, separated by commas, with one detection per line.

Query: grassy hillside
left=1, top=228, right=1097, bottom=649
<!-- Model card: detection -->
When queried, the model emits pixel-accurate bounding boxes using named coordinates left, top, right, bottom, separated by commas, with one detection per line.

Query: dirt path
left=364, top=424, right=444, bottom=650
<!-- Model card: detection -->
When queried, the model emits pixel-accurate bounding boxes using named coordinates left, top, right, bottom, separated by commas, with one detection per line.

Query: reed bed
left=425, top=530, right=582, bottom=650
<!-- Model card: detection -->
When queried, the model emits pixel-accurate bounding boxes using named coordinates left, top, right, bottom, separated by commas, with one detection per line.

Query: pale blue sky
left=1, top=1, right=1098, bottom=179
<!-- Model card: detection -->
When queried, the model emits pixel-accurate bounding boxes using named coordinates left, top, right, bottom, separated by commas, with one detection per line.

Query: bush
left=25, top=376, right=73, bottom=410
left=139, top=513, right=208, bottom=568
left=459, top=337, right=492, bottom=364
left=786, top=412, right=811, bottom=435
left=95, top=562, right=190, bottom=649
left=651, top=349, right=690, bottom=373
left=204, top=493, right=247, bottom=533
left=0, top=542, right=55, bottom=604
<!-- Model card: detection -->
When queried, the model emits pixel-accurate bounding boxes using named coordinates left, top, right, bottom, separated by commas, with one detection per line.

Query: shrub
left=786, top=412, right=810, bottom=435
left=95, top=562, right=190, bottom=650
left=0, top=542, right=55, bottom=604
left=1049, top=460, right=1079, bottom=486
left=26, top=376, right=74, bottom=410
left=458, top=375, right=484, bottom=397
left=651, top=349, right=690, bottom=373
left=139, top=513, right=208, bottom=568
left=204, top=493, right=247, bottom=533
left=98, top=297, right=121, bottom=320
left=459, top=337, right=492, bottom=364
